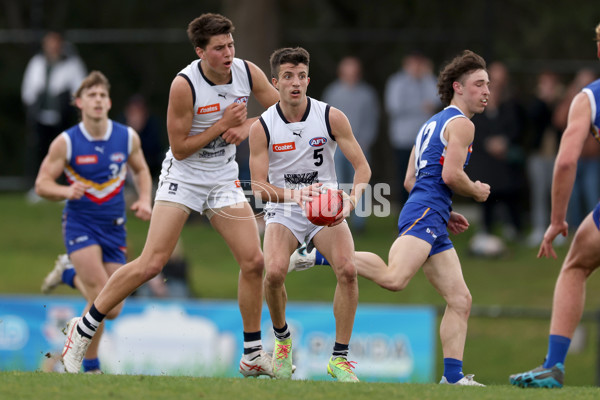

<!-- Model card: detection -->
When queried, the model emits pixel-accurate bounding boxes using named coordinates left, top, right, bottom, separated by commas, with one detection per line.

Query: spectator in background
left=525, top=71, right=564, bottom=247
left=322, top=56, right=380, bottom=233
left=385, top=51, right=440, bottom=204
left=21, top=31, right=87, bottom=200
left=120, top=94, right=165, bottom=181
left=553, top=68, right=599, bottom=230
left=468, top=61, right=525, bottom=253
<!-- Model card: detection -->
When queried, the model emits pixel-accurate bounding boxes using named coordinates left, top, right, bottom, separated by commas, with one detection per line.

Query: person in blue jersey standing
left=509, top=22, right=600, bottom=389
left=35, top=70, right=153, bottom=373
left=59, top=14, right=281, bottom=376
left=289, top=50, right=491, bottom=386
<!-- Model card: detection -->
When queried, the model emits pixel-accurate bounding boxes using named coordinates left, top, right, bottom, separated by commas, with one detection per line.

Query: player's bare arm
left=249, top=119, right=321, bottom=208
left=167, top=76, right=247, bottom=160
left=126, top=130, right=153, bottom=221
left=442, top=117, right=490, bottom=202
left=248, top=61, right=280, bottom=109
left=404, top=147, right=417, bottom=193
left=35, top=135, right=89, bottom=201
left=221, top=61, right=280, bottom=146
left=329, top=107, right=371, bottom=217
left=538, top=92, right=592, bottom=259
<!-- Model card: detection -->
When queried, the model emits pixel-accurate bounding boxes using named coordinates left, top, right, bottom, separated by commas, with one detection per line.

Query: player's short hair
left=437, top=50, right=487, bottom=106
left=187, top=13, right=234, bottom=49
left=269, top=47, right=310, bottom=79
left=74, top=70, right=110, bottom=100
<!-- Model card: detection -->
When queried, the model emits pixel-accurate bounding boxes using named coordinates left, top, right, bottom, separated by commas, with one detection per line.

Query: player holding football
left=509, top=22, right=600, bottom=389
left=290, top=50, right=491, bottom=386
left=249, top=47, right=371, bottom=381
left=35, top=70, right=153, bottom=373
left=60, top=13, right=281, bottom=376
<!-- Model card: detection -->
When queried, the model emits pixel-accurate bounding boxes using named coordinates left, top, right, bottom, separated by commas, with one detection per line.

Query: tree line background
left=1, top=0, right=599, bottom=194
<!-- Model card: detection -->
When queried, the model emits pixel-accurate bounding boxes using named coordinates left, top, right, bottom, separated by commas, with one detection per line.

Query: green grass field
left=2, top=191, right=600, bottom=395
left=2, top=371, right=599, bottom=400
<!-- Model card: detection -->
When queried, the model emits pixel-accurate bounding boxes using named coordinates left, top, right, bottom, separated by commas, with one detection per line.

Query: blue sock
left=315, top=250, right=329, bottom=266
left=82, top=357, right=100, bottom=372
left=443, top=358, right=464, bottom=383
left=543, top=334, right=571, bottom=368
left=61, top=268, right=76, bottom=289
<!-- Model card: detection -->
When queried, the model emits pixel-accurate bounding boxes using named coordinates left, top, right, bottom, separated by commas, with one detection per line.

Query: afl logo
left=110, top=152, right=126, bottom=162
left=309, top=137, right=327, bottom=147
left=234, top=96, right=249, bottom=104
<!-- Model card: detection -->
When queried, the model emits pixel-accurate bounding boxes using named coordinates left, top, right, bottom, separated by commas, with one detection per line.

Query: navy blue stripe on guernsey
left=325, top=104, right=333, bottom=141
left=259, top=116, right=270, bottom=145
left=177, top=73, right=195, bottom=106
left=243, top=60, right=253, bottom=90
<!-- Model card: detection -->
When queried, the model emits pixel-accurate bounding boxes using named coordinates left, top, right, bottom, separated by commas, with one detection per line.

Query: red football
left=306, top=189, right=344, bottom=226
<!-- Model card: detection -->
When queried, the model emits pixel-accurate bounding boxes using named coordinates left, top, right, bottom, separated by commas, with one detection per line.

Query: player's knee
left=240, top=252, right=264, bottom=278
left=448, top=290, right=472, bottom=316
left=129, top=255, right=167, bottom=283
left=264, top=264, right=287, bottom=288
left=385, top=276, right=410, bottom=292
left=334, top=260, right=358, bottom=285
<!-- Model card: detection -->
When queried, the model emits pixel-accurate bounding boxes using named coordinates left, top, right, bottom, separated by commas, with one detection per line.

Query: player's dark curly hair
left=437, top=50, right=487, bottom=106
left=187, top=13, right=234, bottom=49
left=269, top=47, right=310, bottom=79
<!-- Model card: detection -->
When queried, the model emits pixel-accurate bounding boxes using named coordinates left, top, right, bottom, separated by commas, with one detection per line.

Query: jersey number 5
left=313, top=148, right=323, bottom=166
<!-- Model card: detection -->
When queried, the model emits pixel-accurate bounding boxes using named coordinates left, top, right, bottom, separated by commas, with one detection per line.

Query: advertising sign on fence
left=0, top=296, right=435, bottom=382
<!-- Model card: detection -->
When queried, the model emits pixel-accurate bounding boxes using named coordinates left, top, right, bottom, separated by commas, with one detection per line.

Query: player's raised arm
left=167, top=76, right=246, bottom=159
left=221, top=61, right=279, bottom=146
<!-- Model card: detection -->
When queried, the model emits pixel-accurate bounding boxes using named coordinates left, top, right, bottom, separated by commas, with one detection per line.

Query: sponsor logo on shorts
left=110, top=152, right=126, bottom=163
left=69, top=235, right=89, bottom=246
left=309, top=137, right=327, bottom=147
left=273, top=142, right=295, bottom=152
left=426, top=227, right=437, bottom=239
left=168, top=182, right=178, bottom=195
left=76, top=155, right=98, bottom=165
left=197, top=103, right=221, bottom=114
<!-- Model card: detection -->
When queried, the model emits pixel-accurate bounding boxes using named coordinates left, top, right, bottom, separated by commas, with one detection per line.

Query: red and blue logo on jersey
left=309, top=137, right=327, bottom=147
left=110, top=152, right=126, bottom=163
left=234, top=96, right=249, bottom=104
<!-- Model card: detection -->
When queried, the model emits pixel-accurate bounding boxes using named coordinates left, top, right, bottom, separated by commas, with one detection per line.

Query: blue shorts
left=593, top=202, right=600, bottom=230
left=62, top=212, right=127, bottom=264
left=397, top=202, right=453, bottom=257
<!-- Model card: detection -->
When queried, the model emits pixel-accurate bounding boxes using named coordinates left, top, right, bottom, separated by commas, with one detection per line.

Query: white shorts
left=264, top=202, right=325, bottom=247
left=155, top=159, right=248, bottom=216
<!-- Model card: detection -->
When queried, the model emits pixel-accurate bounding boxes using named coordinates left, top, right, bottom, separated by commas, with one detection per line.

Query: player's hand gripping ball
left=306, top=188, right=344, bottom=226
